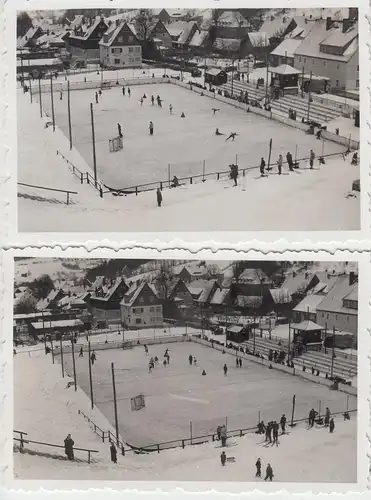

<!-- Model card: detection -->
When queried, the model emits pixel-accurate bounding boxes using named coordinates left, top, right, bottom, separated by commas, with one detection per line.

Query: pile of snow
left=14, top=347, right=356, bottom=482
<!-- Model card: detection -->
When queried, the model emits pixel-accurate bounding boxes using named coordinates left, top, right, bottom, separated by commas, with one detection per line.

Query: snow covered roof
left=206, top=67, right=226, bottom=76
left=218, top=10, right=249, bottom=28
left=281, top=272, right=315, bottom=296
left=294, top=19, right=358, bottom=62
left=17, top=58, right=63, bottom=68
left=293, top=294, right=325, bottom=314
left=291, top=319, right=324, bottom=331
left=187, top=279, right=217, bottom=303
left=37, top=289, right=64, bottom=310
left=248, top=32, right=269, bottom=47
left=238, top=268, right=271, bottom=285
left=121, top=282, right=158, bottom=308
left=31, top=318, right=84, bottom=330
left=269, top=288, right=292, bottom=304
left=260, top=15, right=293, bottom=39
left=236, top=295, right=263, bottom=308
left=189, top=29, right=208, bottom=47
left=14, top=311, right=52, bottom=321
left=316, top=274, right=358, bottom=314
left=270, top=38, right=303, bottom=58
left=269, top=64, right=301, bottom=75
left=214, top=38, right=241, bottom=52
left=227, top=325, right=245, bottom=334
left=210, top=287, right=230, bottom=305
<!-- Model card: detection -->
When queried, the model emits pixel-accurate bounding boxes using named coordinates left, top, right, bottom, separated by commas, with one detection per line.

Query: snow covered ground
left=58, top=341, right=356, bottom=447
left=17, top=77, right=360, bottom=232
left=13, top=344, right=357, bottom=483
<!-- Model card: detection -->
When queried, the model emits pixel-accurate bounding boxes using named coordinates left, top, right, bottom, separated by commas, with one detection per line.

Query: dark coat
left=64, top=437, right=74, bottom=458
left=286, top=153, right=293, bottom=164
left=110, top=444, right=117, bottom=463
left=157, top=190, right=162, bottom=203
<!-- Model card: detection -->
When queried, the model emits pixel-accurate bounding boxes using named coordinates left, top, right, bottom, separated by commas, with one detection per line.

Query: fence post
left=217, top=173, right=220, bottom=180
left=20, top=432, right=24, bottom=452
left=100, top=187, right=103, bottom=198
left=80, top=172, right=83, bottom=184
left=88, top=450, right=91, bottom=464
left=67, top=192, right=70, bottom=205
left=135, top=186, right=138, bottom=196
left=157, top=444, right=160, bottom=454
left=182, top=440, right=185, bottom=449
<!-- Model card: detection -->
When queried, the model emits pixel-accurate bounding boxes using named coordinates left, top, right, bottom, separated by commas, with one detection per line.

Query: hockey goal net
left=109, top=136, right=123, bottom=153
left=131, top=394, right=146, bottom=411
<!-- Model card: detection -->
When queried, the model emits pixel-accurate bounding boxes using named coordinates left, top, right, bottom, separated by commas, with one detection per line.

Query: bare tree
left=154, top=262, right=174, bottom=300
left=135, top=9, right=155, bottom=41
left=14, top=294, right=37, bottom=315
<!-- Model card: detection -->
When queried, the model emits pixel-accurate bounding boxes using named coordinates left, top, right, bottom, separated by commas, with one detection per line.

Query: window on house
left=111, top=48, right=115, bottom=53
left=327, top=313, right=329, bottom=319
left=304, top=58, right=306, bottom=63
left=136, top=318, right=141, bottom=324
left=150, top=307, right=154, bottom=312
left=336, top=80, right=339, bottom=87
left=128, top=35, right=133, bottom=41
left=135, top=56, right=141, bottom=61
left=136, top=46, right=141, bottom=53
left=337, top=64, right=340, bottom=70
left=129, top=47, right=133, bottom=53
left=139, top=297, right=144, bottom=303
left=357, top=65, right=359, bottom=72
left=299, top=56, right=301, bottom=62
left=347, top=315, right=349, bottom=322
left=323, top=60, right=326, bottom=66
left=114, top=58, right=120, bottom=64
left=156, top=306, right=161, bottom=312
left=356, top=79, right=359, bottom=88
left=322, top=312, right=324, bottom=318
left=312, top=58, right=314, bottom=64
left=118, top=36, right=123, bottom=42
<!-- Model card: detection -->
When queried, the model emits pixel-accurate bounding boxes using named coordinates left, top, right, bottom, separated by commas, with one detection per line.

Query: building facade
left=120, top=282, right=163, bottom=328
left=100, top=21, right=142, bottom=68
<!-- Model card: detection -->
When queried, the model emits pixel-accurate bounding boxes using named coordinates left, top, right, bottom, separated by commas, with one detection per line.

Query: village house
left=36, top=289, right=66, bottom=311
left=17, top=26, right=44, bottom=50
left=99, top=21, right=142, bottom=68
left=235, top=268, right=272, bottom=296
left=88, top=277, right=128, bottom=327
left=293, top=18, right=359, bottom=90
left=316, top=272, right=358, bottom=335
left=279, top=271, right=319, bottom=305
left=167, top=21, right=199, bottom=50
left=293, top=294, right=327, bottom=323
left=172, top=262, right=209, bottom=283
left=120, top=282, right=163, bottom=328
left=66, top=16, right=108, bottom=60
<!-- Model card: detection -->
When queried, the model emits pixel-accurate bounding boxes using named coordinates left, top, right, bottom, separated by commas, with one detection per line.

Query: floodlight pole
left=111, top=362, right=119, bottom=443
left=88, top=341, right=94, bottom=409
left=29, top=78, right=33, bottom=103
left=306, top=70, right=313, bottom=121
left=330, top=326, right=335, bottom=379
left=60, top=338, right=65, bottom=378
left=90, top=103, right=98, bottom=187
left=38, top=76, right=43, bottom=118
left=71, top=338, right=77, bottom=391
left=50, top=75, right=55, bottom=132
left=67, top=80, right=72, bottom=150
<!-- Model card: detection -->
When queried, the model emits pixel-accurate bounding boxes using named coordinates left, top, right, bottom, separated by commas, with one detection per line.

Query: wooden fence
left=17, top=182, right=77, bottom=205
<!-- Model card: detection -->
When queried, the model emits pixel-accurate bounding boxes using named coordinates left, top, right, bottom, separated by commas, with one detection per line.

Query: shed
left=269, top=64, right=301, bottom=97
left=205, top=68, right=227, bottom=86
left=290, top=319, right=324, bottom=345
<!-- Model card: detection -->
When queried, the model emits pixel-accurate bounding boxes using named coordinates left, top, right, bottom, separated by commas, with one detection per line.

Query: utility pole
left=111, top=362, right=119, bottom=443
left=287, top=321, right=291, bottom=363
left=301, top=66, right=305, bottom=98
left=330, top=326, right=335, bottom=379
left=306, top=70, right=313, bottom=121
left=231, top=55, right=235, bottom=97
left=267, top=138, right=272, bottom=170
left=38, top=76, right=43, bottom=118
left=50, top=75, right=55, bottom=132
left=88, top=341, right=94, bottom=409
left=90, top=103, right=97, bottom=187
left=265, top=55, right=269, bottom=105
left=51, top=336, right=54, bottom=364
left=71, top=338, right=77, bottom=391
left=253, top=312, right=256, bottom=354
left=67, top=80, right=72, bottom=150
left=60, top=337, right=64, bottom=378
left=29, top=78, right=33, bottom=103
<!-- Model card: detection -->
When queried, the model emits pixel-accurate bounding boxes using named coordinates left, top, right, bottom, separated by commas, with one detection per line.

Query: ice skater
left=90, top=351, right=96, bottom=365
left=169, top=104, right=173, bottom=114
left=180, top=112, right=186, bottom=118
left=95, top=92, right=99, bottom=104
left=151, top=95, right=155, bottom=105
left=212, top=108, right=220, bottom=115
left=260, top=157, right=266, bottom=176
left=226, top=132, right=238, bottom=141
left=280, top=414, right=286, bottom=434
left=79, top=346, right=83, bottom=358
left=110, top=442, right=117, bottom=464
left=277, top=154, right=283, bottom=175
left=122, top=86, right=126, bottom=96
left=140, top=97, right=144, bottom=106
left=215, top=128, right=224, bottom=136
left=117, top=123, right=123, bottom=139
left=264, top=463, right=274, bottom=481
left=286, top=151, right=294, bottom=171
left=149, top=121, right=154, bottom=135
left=148, top=360, right=154, bottom=373
left=59, top=89, right=63, bottom=100
left=221, top=451, right=226, bottom=466
left=255, top=458, right=262, bottom=477
left=128, top=87, right=131, bottom=97
left=189, top=354, right=193, bottom=365
left=223, top=363, right=228, bottom=376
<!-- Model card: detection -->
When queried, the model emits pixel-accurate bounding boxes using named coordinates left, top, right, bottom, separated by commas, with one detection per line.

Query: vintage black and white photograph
left=16, top=7, right=360, bottom=232
left=13, top=256, right=358, bottom=482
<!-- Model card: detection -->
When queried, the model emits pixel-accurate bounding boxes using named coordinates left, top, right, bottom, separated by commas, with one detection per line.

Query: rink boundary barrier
left=102, top=149, right=349, bottom=196
left=13, top=430, right=98, bottom=463
left=17, top=182, right=77, bottom=205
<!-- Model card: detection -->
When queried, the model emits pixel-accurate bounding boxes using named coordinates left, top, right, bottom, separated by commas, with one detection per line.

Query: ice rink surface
left=33, top=81, right=344, bottom=189
left=62, top=341, right=356, bottom=447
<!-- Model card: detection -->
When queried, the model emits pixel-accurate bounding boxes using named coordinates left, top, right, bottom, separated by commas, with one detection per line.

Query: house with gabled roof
left=293, top=18, right=359, bottom=90
left=88, top=277, right=128, bottom=327
left=316, top=272, right=358, bottom=335
left=167, top=21, right=199, bottom=50
left=120, top=282, right=163, bottom=328
left=17, top=26, right=44, bottom=50
left=99, top=20, right=142, bottom=68
left=66, top=16, right=108, bottom=59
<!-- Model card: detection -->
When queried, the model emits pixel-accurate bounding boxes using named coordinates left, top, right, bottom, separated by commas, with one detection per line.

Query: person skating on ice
left=226, top=132, right=238, bottom=141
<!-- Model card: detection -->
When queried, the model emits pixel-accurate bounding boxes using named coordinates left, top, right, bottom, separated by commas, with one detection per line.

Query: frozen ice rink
left=62, top=341, right=356, bottom=448
left=32, top=81, right=344, bottom=189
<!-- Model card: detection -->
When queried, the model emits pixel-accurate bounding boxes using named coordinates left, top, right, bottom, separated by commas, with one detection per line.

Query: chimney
left=326, top=17, right=333, bottom=31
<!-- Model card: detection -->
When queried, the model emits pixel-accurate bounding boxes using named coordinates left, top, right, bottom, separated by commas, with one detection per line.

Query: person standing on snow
left=309, top=149, right=315, bottom=169
left=255, top=458, right=262, bottom=477
left=223, top=363, right=228, bottom=376
left=220, top=451, right=227, bottom=466
left=64, top=434, right=74, bottom=460
left=264, top=463, right=274, bottom=481
left=280, top=414, right=286, bottom=434
left=277, top=154, right=283, bottom=175
left=149, top=121, right=154, bottom=135
left=329, top=418, right=335, bottom=433
left=260, top=157, right=266, bottom=176
left=110, top=442, right=117, bottom=464
left=286, top=151, right=294, bottom=171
